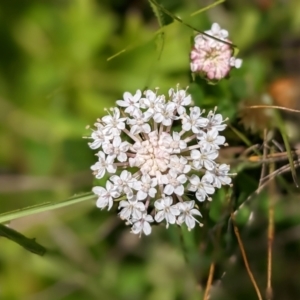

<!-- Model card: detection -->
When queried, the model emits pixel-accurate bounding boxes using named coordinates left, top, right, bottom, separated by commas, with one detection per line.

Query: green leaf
left=0, top=192, right=95, bottom=224
left=0, top=224, right=46, bottom=256
left=148, top=0, right=168, bottom=27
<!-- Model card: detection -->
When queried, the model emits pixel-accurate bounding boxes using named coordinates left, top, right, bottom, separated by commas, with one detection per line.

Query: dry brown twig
left=231, top=213, right=263, bottom=300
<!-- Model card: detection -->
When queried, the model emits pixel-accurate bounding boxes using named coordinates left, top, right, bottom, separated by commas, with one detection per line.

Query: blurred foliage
left=1, top=0, right=300, bottom=299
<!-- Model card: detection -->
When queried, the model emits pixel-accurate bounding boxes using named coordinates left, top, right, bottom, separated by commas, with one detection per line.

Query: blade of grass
left=108, top=0, right=236, bottom=61
left=191, top=0, right=225, bottom=16
left=228, top=124, right=261, bottom=156
left=0, top=192, right=95, bottom=224
left=149, top=0, right=236, bottom=47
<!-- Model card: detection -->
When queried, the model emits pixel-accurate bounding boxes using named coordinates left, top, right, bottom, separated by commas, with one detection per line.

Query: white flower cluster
left=88, top=86, right=232, bottom=236
left=190, top=23, right=242, bottom=81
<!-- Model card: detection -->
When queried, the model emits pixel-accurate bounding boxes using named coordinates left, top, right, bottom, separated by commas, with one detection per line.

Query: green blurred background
left=1, top=0, right=300, bottom=299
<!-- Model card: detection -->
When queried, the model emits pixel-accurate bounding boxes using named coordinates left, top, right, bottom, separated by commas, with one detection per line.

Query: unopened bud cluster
left=190, top=23, right=242, bottom=80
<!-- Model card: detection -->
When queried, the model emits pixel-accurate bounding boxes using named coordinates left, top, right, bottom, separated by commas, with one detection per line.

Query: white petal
left=174, top=185, right=184, bottom=196
left=92, top=186, right=105, bottom=195
left=154, top=199, right=165, bottom=210
left=185, top=216, right=196, bottom=230
left=143, top=222, right=152, bottom=235
left=170, top=206, right=180, bottom=216
left=155, top=211, right=165, bottom=222
left=166, top=213, right=176, bottom=224
left=148, top=187, right=157, bottom=198
left=164, top=184, right=174, bottom=195
left=137, top=190, right=147, bottom=200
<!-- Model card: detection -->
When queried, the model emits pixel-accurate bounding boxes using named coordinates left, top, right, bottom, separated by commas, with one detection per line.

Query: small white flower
left=230, top=57, right=243, bottom=69
left=163, top=170, right=187, bottom=196
left=190, top=144, right=218, bottom=171
left=172, top=131, right=187, bottom=151
left=154, top=197, right=180, bottom=228
left=110, top=170, right=137, bottom=197
left=127, top=109, right=151, bottom=135
left=206, top=109, right=227, bottom=132
left=102, top=107, right=127, bottom=136
left=118, top=196, right=145, bottom=220
left=131, top=214, right=154, bottom=236
left=188, top=174, right=215, bottom=202
left=169, top=87, right=192, bottom=111
left=88, top=123, right=113, bottom=150
left=93, top=181, right=120, bottom=210
left=91, top=151, right=116, bottom=179
left=206, top=22, right=229, bottom=40
left=207, top=163, right=232, bottom=188
left=134, top=174, right=157, bottom=200
left=197, top=128, right=226, bottom=150
left=153, top=101, right=177, bottom=126
left=102, top=136, right=129, bottom=162
left=177, top=201, right=202, bottom=231
left=140, top=90, right=165, bottom=116
left=180, top=107, right=208, bottom=133
left=116, top=90, right=142, bottom=115
left=168, top=155, right=191, bottom=174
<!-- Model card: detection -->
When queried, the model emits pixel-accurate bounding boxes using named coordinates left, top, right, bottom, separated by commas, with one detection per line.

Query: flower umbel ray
left=88, top=85, right=232, bottom=235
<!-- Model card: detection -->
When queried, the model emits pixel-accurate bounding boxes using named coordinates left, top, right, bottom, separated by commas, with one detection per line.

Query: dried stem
left=266, top=147, right=275, bottom=300
left=203, top=262, right=215, bottom=300
left=231, top=213, right=263, bottom=300
left=259, top=130, right=268, bottom=187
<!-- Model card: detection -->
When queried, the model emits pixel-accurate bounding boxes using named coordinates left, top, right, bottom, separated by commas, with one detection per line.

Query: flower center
left=130, top=131, right=172, bottom=177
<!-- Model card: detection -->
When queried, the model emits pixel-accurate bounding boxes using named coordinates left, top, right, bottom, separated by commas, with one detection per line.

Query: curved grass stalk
left=0, top=192, right=95, bottom=224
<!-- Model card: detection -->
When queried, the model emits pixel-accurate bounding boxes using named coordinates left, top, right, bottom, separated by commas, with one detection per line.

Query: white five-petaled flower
left=180, top=106, right=208, bottom=133
left=102, top=136, right=129, bottom=162
left=116, top=90, right=142, bottom=115
left=190, top=23, right=242, bottom=81
left=197, top=128, right=226, bottom=150
left=177, top=201, right=203, bottom=231
left=88, top=85, right=231, bottom=235
left=91, top=151, right=116, bottom=179
left=118, top=196, right=146, bottom=220
left=207, top=163, right=232, bottom=188
left=154, top=197, right=180, bottom=228
left=102, top=107, right=127, bottom=136
left=110, top=170, right=137, bottom=197
left=93, top=181, right=120, bottom=210
left=134, top=174, right=158, bottom=200
left=188, top=174, right=215, bottom=202
left=131, top=214, right=154, bottom=236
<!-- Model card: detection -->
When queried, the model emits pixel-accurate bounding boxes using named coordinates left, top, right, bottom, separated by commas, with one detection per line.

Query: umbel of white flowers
left=88, top=86, right=232, bottom=236
left=191, top=23, right=242, bottom=80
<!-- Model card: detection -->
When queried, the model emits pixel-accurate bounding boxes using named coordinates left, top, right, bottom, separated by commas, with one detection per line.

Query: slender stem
left=266, top=145, right=275, bottom=300
left=179, top=129, right=186, bottom=136
left=180, top=144, right=202, bottom=152
left=203, top=262, right=215, bottom=300
left=184, top=134, right=197, bottom=143
left=122, top=128, right=141, bottom=143
left=231, top=213, right=263, bottom=300
left=266, top=204, right=274, bottom=300
left=159, top=123, right=164, bottom=135
left=114, top=162, right=130, bottom=167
